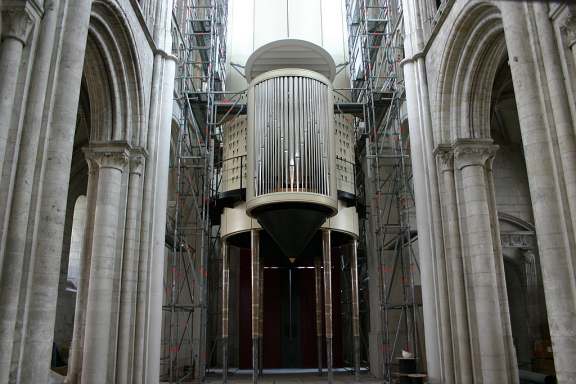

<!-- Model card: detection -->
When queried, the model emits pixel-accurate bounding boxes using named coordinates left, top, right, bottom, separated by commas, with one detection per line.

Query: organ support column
left=259, top=260, right=264, bottom=376
left=314, top=255, right=323, bottom=376
left=322, top=229, right=333, bottom=383
left=351, top=239, right=361, bottom=381
left=222, top=240, right=230, bottom=383
left=251, top=229, right=261, bottom=383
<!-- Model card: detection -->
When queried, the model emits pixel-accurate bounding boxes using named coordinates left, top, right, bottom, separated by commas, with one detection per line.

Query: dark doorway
left=237, top=247, right=344, bottom=369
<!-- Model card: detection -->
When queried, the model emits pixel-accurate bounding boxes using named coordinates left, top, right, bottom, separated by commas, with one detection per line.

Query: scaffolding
left=345, top=0, right=424, bottom=382
left=163, top=0, right=228, bottom=382
left=165, top=0, right=422, bottom=381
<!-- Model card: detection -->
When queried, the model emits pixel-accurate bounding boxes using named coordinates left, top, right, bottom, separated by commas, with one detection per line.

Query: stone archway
left=430, top=1, right=576, bottom=382
left=433, top=3, right=519, bottom=383
left=60, top=3, right=147, bottom=383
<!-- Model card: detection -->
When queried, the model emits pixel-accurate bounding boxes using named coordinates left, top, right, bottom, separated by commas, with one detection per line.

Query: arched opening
left=433, top=3, right=558, bottom=381
left=490, top=58, right=554, bottom=376
left=52, top=81, right=90, bottom=371
left=67, top=195, right=88, bottom=292
left=50, top=2, right=144, bottom=375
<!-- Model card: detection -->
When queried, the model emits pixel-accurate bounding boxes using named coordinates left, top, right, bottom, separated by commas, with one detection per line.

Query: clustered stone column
left=501, top=4, right=576, bottom=382
left=435, top=145, right=473, bottom=384
left=81, top=143, right=130, bottom=384
left=454, top=139, right=517, bottom=383
left=434, top=139, right=518, bottom=384
left=64, top=144, right=147, bottom=384
left=0, top=7, right=33, bottom=185
left=0, top=14, right=34, bottom=378
left=116, top=149, right=146, bottom=383
left=0, top=0, right=177, bottom=381
left=0, top=10, right=35, bottom=382
left=17, top=1, right=93, bottom=383
left=66, top=153, right=100, bottom=383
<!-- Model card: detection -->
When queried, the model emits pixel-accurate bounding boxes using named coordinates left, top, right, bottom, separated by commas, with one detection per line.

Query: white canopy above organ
left=244, top=39, right=337, bottom=83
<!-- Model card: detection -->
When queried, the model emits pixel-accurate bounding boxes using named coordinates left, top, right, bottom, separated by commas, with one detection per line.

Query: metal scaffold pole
left=344, top=0, right=422, bottom=381
left=163, top=1, right=229, bottom=382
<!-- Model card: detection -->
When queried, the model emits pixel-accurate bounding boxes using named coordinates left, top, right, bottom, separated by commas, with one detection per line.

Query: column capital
left=1, top=7, right=34, bottom=44
left=83, top=142, right=131, bottom=171
left=563, top=16, right=576, bottom=48
left=452, top=138, right=498, bottom=170
left=129, top=147, right=147, bottom=175
left=434, top=144, right=454, bottom=172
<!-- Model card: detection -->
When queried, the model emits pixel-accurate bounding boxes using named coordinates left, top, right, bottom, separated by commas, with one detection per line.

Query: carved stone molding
left=563, top=16, right=576, bottom=48
left=500, top=231, right=536, bottom=250
left=1, top=7, right=34, bottom=44
left=83, top=142, right=131, bottom=172
left=129, top=147, right=147, bottom=175
left=453, top=138, right=498, bottom=170
left=434, top=144, right=454, bottom=172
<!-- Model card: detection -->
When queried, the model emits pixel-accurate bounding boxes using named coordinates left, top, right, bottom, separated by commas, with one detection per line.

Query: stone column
left=140, top=1, right=176, bottom=381
left=531, top=4, right=576, bottom=243
left=18, top=1, right=93, bottom=382
left=435, top=146, right=473, bottom=384
left=501, top=4, right=576, bottom=382
left=0, top=2, right=58, bottom=381
left=400, top=0, right=443, bottom=381
left=81, top=143, right=129, bottom=384
left=222, top=240, right=230, bottom=383
left=322, top=229, right=333, bottom=383
left=521, top=249, right=540, bottom=347
left=66, top=155, right=99, bottom=384
left=314, top=255, right=323, bottom=376
left=0, top=6, right=40, bottom=383
left=0, top=7, right=33, bottom=192
left=453, top=139, right=517, bottom=384
left=116, top=149, right=146, bottom=384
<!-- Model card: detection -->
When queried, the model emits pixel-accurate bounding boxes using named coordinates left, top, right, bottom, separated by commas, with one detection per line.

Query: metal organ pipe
left=249, top=70, right=335, bottom=200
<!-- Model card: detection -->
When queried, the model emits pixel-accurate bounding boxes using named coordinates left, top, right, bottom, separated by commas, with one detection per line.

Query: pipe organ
left=249, top=70, right=335, bottom=199
left=218, top=39, right=360, bottom=383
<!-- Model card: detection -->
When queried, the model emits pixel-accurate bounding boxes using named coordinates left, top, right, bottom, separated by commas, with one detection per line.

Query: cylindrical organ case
left=246, top=69, right=337, bottom=215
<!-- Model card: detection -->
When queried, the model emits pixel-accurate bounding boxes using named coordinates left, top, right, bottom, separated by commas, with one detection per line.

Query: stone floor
left=205, top=371, right=382, bottom=383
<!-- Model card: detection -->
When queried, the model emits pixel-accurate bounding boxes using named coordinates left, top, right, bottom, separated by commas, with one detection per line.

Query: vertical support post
left=322, top=229, right=333, bottom=383
left=259, top=262, right=264, bottom=376
left=314, top=256, right=323, bottom=376
left=251, top=230, right=260, bottom=383
left=351, top=239, right=361, bottom=381
left=81, top=145, right=129, bottom=383
left=222, top=240, right=229, bottom=383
